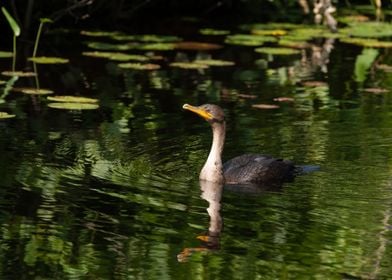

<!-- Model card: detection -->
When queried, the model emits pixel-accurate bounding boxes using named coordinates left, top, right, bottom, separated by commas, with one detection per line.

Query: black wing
left=223, top=154, right=296, bottom=185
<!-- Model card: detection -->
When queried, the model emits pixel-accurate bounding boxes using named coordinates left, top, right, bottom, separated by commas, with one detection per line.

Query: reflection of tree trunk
left=368, top=209, right=390, bottom=279
left=298, top=0, right=310, bottom=14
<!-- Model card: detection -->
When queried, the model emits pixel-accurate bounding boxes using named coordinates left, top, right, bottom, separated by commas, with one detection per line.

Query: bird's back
left=223, top=154, right=296, bottom=185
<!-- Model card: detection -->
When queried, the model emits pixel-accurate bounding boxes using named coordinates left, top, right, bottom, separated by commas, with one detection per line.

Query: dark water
left=0, top=26, right=392, bottom=279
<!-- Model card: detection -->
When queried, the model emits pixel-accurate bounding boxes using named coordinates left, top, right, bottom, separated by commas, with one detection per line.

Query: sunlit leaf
left=225, top=34, right=277, bottom=46
left=169, top=62, right=209, bottom=69
left=255, top=47, right=300, bottom=55
left=193, top=59, right=235, bottom=66
left=341, top=22, right=392, bottom=37
left=107, top=53, right=149, bottom=61
left=13, top=87, right=54, bottom=95
left=338, top=15, right=370, bottom=24
left=48, top=102, right=99, bottom=110
left=278, top=39, right=309, bottom=48
left=0, top=112, right=15, bottom=119
left=81, top=30, right=122, bottom=37
left=199, top=28, right=230, bottom=35
left=112, top=34, right=182, bottom=42
left=28, top=56, right=70, bottom=64
left=118, top=63, right=161, bottom=70
left=340, top=38, right=392, bottom=48
left=175, top=41, right=223, bottom=51
left=47, top=96, right=99, bottom=103
left=86, top=41, right=139, bottom=51
left=354, top=48, right=379, bottom=83
left=1, top=7, right=20, bottom=36
left=137, top=43, right=176, bottom=51
left=1, top=71, right=36, bottom=77
left=251, top=29, right=287, bottom=36
left=0, top=51, right=13, bottom=58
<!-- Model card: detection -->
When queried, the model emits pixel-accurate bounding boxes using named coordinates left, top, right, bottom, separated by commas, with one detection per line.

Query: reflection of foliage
left=354, top=48, right=379, bottom=83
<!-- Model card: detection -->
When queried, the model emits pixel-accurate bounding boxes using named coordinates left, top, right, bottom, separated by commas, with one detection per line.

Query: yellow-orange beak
left=183, top=104, right=213, bottom=120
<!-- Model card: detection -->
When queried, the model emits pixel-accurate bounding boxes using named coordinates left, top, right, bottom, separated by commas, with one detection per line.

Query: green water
left=0, top=28, right=391, bottom=279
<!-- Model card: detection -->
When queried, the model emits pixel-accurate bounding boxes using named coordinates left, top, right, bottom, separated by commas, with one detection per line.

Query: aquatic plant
left=255, top=47, right=301, bottom=55
left=225, top=34, right=277, bottom=46
left=192, top=59, right=235, bottom=66
left=169, top=62, right=209, bottom=69
left=111, top=34, right=182, bottom=42
left=0, top=112, right=15, bottom=119
left=199, top=28, right=230, bottom=35
left=1, top=7, right=20, bottom=72
left=175, top=42, right=223, bottom=51
left=340, top=38, right=392, bottom=48
left=28, top=56, right=70, bottom=64
left=1, top=71, right=36, bottom=77
left=12, top=87, right=54, bottom=95
left=32, top=18, right=53, bottom=58
left=48, top=102, right=99, bottom=110
left=341, top=22, right=392, bottom=38
left=118, top=63, right=161, bottom=70
left=47, top=96, right=98, bottom=103
left=0, top=51, right=13, bottom=58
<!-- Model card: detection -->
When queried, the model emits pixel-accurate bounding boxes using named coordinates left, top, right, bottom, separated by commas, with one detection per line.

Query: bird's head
left=183, top=104, right=225, bottom=123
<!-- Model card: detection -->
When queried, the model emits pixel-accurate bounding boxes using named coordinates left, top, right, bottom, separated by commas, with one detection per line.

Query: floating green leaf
left=87, top=41, right=139, bottom=51
left=1, top=71, right=36, bottom=77
left=341, top=22, right=392, bottom=37
left=0, top=112, right=15, bottom=119
left=81, top=30, right=122, bottom=37
left=112, top=34, right=182, bottom=42
left=0, top=51, right=13, bottom=58
left=278, top=39, right=309, bottom=48
left=199, top=28, right=230, bottom=35
left=225, top=34, right=277, bottom=46
left=107, top=53, right=149, bottom=62
left=354, top=48, right=379, bottom=83
left=193, top=59, right=235, bottom=66
left=48, top=102, right=99, bottom=110
left=47, top=96, right=98, bottom=103
left=175, top=41, right=223, bottom=51
left=337, top=15, right=370, bottom=24
left=169, top=62, right=209, bottom=69
left=240, top=23, right=305, bottom=31
left=118, top=63, right=161, bottom=70
left=1, top=7, right=20, bottom=36
left=28, top=56, right=70, bottom=64
left=340, top=38, right=392, bottom=48
left=137, top=43, right=176, bottom=51
left=255, top=47, right=301, bottom=55
left=13, top=87, right=54, bottom=95
left=251, top=29, right=287, bottom=36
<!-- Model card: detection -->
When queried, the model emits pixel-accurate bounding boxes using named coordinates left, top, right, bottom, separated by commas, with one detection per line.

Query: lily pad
left=255, top=47, right=300, bottom=55
left=0, top=51, right=13, bottom=58
left=193, top=59, right=235, bottom=66
left=0, top=112, right=15, bottom=119
left=278, top=39, right=309, bottom=48
left=1, top=71, right=36, bottom=77
left=83, top=51, right=149, bottom=61
left=28, top=56, right=69, bottom=64
left=118, top=63, right=161, bottom=70
left=169, top=62, right=209, bottom=69
left=13, top=87, right=54, bottom=95
left=47, top=96, right=98, bottom=103
left=252, top=104, right=280, bottom=109
left=48, top=102, right=99, bottom=110
left=137, top=43, right=176, bottom=51
left=341, top=22, right=392, bottom=38
left=340, top=38, right=392, bottom=48
left=112, top=34, right=182, bottom=42
left=240, top=23, right=305, bottom=31
left=338, top=15, right=370, bottom=24
left=225, top=34, right=277, bottom=46
left=81, top=30, right=121, bottom=37
left=251, top=29, right=288, bottom=36
left=199, top=28, right=230, bottom=35
left=175, top=41, right=223, bottom=51
left=87, top=42, right=139, bottom=51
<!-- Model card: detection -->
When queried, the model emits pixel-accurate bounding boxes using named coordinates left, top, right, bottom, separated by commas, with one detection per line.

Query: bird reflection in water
left=177, top=180, right=223, bottom=262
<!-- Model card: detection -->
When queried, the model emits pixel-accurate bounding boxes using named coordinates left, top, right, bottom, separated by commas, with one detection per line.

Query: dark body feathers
left=223, top=154, right=296, bottom=185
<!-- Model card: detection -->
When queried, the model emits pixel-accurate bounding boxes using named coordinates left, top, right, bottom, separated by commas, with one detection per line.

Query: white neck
left=200, top=122, right=225, bottom=183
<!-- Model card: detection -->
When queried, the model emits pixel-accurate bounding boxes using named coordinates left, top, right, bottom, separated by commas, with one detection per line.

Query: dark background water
left=0, top=14, right=392, bottom=279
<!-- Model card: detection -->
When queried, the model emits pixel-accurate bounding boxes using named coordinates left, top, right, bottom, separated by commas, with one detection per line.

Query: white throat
left=199, top=122, right=225, bottom=183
